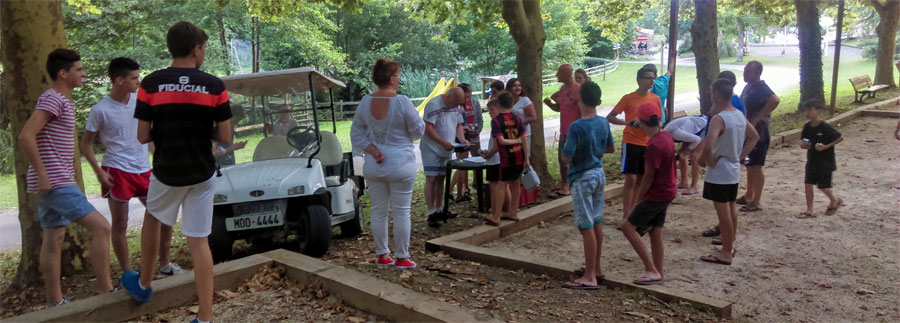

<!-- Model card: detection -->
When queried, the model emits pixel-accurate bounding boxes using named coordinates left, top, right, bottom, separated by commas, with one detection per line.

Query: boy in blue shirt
left=560, top=81, right=615, bottom=289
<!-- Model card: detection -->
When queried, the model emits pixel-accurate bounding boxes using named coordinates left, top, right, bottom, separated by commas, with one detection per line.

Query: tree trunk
left=736, top=18, right=745, bottom=63
left=796, top=0, right=825, bottom=109
left=218, top=9, right=231, bottom=76
left=1, top=0, right=91, bottom=289
left=871, top=0, right=900, bottom=88
left=501, top=0, right=552, bottom=185
left=690, top=0, right=720, bottom=115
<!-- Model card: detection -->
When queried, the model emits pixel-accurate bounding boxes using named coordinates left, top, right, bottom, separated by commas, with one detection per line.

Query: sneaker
left=157, top=263, right=185, bottom=276
left=375, top=255, right=395, bottom=266
left=394, top=258, right=417, bottom=269
left=427, top=213, right=442, bottom=228
left=190, top=317, right=214, bottom=323
left=120, top=269, right=152, bottom=303
left=45, top=297, right=70, bottom=309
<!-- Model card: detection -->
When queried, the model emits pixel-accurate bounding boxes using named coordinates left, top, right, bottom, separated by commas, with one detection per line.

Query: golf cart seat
left=253, top=135, right=296, bottom=162
left=318, top=131, right=347, bottom=187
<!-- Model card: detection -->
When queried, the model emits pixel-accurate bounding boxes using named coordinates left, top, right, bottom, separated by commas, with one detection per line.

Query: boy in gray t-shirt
left=420, top=88, right=467, bottom=227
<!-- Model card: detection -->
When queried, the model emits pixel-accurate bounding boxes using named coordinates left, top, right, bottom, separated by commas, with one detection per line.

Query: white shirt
left=419, top=96, right=462, bottom=158
left=84, top=93, right=151, bottom=173
left=511, top=96, right=533, bottom=136
left=351, top=95, right=425, bottom=178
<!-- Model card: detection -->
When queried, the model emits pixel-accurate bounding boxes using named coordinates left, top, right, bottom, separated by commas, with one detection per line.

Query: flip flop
left=739, top=204, right=762, bottom=212
left=702, top=226, right=721, bottom=237
left=700, top=252, right=732, bottom=265
left=736, top=197, right=748, bottom=205
left=573, top=267, right=606, bottom=281
left=682, top=189, right=699, bottom=196
left=711, top=237, right=722, bottom=245
left=795, top=212, right=816, bottom=219
left=562, top=280, right=601, bottom=290
left=500, top=216, right=520, bottom=222
left=677, top=184, right=689, bottom=189
left=483, top=218, right=501, bottom=227
left=552, top=191, right=571, bottom=197
left=824, top=198, right=843, bottom=216
left=633, top=275, right=662, bottom=286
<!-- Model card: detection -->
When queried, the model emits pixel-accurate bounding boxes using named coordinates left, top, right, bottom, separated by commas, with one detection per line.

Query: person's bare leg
left=593, top=224, right=604, bottom=275
left=489, top=181, right=503, bottom=222
left=626, top=175, right=643, bottom=219
left=751, top=166, right=765, bottom=207
left=620, top=221, right=661, bottom=281
left=649, top=227, right=664, bottom=281
left=41, top=227, right=66, bottom=304
left=804, top=184, right=815, bottom=213
left=187, top=236, right=214, bottom=322
left=741, top=170, right=755, bottom=202
left=109, top=198, right=132, bottom=271
left=713, top=201, right=734, bottom=258
left=678, top=157, right=688, bottom=188
left=688, top=147, right=703, bottom=193
left=820, top=188, right=838, bottom=209
left=622, top=174, right=637, bottom=220
left=138, top=212, right=161, bottom=288
left=75, top=211, right=113, bottom=293
left=559, top=164, right=570, bottom=195
left=433, top=175, right=446, bottom=211
left=507, top=180, right=521, bottom=219
left=159, top=224, right=174, bottom=267
left=729, top=201, right=738, bottom=240
left=574, top=228, right=598, bottom=286
left=424, top=176, right=436, bottom=211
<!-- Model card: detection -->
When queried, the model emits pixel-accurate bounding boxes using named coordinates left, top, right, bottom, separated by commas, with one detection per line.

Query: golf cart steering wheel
left=286, top=125, right=318, bottom=156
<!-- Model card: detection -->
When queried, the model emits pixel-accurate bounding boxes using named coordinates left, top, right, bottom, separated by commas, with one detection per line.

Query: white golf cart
left=210, top=67, right=363, bottom=261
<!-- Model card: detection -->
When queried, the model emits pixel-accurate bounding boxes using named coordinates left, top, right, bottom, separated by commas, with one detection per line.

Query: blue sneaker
left=190, top=316, right=213, bottom=323
left=120, top=269, right=152, bottom=303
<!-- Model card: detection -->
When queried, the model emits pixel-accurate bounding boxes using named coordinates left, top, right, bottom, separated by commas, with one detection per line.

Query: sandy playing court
left=484, top=116, right=900, bottom=322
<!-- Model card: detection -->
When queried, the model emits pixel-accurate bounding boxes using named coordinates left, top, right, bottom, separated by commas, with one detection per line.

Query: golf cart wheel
left=298, top=204, right=332, bottom=257
left=209, top=214, right=233, bottom=263
left=340, top=199, right=363, bottom=238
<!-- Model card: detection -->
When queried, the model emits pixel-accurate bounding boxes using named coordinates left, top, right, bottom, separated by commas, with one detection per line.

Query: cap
left=637, top=102, right=661, bottom=122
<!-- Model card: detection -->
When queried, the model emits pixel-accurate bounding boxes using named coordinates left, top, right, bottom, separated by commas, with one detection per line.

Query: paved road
left=0, top=57, right=803, bottom=252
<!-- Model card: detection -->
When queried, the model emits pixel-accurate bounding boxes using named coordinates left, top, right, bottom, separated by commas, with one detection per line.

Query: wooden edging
left=10, top=254, right=273, bottom=322
left=10, top=250, right=484, bottom=323
left=771, top=96, right=900, bottom=145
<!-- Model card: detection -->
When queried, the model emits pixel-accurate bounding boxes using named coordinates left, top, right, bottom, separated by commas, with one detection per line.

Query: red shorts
left=101, top=167, right=151, bottom=201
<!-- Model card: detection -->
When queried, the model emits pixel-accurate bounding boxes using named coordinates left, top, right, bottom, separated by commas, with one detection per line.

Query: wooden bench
left=850, top=75, right=889, bottom=102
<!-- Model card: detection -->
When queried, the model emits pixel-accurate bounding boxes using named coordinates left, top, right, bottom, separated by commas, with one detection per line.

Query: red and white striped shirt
left=26, top=89, right=77, bottom=192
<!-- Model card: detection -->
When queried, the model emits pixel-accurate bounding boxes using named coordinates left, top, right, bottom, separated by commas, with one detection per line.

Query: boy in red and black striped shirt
left=485, top=91, right=529, bottom=225
left=121, top=22, right=231, bottom=323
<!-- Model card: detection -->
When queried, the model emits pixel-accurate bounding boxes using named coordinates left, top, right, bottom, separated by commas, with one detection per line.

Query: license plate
left=227, top=201, right=285, bottom=231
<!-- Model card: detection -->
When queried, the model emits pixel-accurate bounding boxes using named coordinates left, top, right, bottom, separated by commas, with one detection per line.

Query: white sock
left=427, top=209, right=435, bottom=215
left=138, top=283, right=149, bottom=290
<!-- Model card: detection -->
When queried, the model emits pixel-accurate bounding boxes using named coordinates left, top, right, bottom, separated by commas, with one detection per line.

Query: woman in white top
left=505, top=78, right=537, bottom=138
left=350, top=59, right=425, bottom=269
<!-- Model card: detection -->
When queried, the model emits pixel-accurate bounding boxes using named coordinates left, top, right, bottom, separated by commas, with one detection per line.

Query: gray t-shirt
left=419, top=96, right=462, bottom=157
left=705, top=109, right=746, bottom=185
left=84, top=93, right=151, bottom=173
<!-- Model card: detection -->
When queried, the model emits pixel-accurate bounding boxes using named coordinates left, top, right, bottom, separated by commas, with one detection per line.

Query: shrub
left=0, top=127, right=13, bottom=174
left=583, top=57, right=607, bottom=68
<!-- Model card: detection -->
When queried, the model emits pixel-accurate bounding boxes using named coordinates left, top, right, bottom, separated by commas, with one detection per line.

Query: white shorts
left=146, top=173, right=216, bottom=238
left=421, top=151, right=450, bottom=177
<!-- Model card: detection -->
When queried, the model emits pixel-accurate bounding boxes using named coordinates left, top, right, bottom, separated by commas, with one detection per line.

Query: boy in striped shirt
left=18, top=48, right=114, bottom=308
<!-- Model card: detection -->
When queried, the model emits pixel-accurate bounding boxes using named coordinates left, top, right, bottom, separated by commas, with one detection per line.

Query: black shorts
left=486, top=164, right=501, bottom=182
left=747, top=120, right=770, bottom=166
left=500, top=164, right=523, bottom=182
left=621, top=143, right=646, bottom=175
left=627, top=200, right=670, bottom=236
left=805, top=168, right=833, bottom=189
left=703, top=182, right=739, bottom=203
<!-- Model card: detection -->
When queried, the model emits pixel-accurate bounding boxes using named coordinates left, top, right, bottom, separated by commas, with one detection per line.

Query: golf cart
left=210, top=67, right=363, bottom=262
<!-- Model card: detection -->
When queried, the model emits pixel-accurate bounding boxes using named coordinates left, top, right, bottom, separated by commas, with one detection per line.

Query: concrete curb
left=8, top=250, right=485, bottom=323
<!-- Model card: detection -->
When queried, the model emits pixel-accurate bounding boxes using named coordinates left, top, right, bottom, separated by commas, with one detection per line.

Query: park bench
left=849, top=74, right=889, bottom=102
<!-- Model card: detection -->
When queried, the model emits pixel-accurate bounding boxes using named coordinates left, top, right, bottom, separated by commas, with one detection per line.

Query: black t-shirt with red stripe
left=134, top=67, right=232, bottom=186
left=490, top=112, right=525, bottom=167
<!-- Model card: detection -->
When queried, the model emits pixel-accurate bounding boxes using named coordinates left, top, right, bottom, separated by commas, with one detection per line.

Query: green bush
left=583, top=57, right=608, bottom=68
left=0, top=127, right=13, bottom=174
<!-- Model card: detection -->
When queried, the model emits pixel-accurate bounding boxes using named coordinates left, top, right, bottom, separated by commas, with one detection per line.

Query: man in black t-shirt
left=122, top=21, right=231, bottom=323
left=738, top=61, right=780, bottom=212
left=797, top=101, right=843, bottom=218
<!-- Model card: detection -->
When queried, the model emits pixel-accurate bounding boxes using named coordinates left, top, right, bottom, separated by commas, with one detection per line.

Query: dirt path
left=484, top=116, right=900, bottom=322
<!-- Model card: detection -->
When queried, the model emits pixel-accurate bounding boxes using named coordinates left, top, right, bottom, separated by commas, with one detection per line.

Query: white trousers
left=366, top=163, right=416, bottom=259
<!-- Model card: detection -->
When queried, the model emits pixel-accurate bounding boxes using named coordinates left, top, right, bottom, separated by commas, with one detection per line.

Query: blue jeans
left=570, top=168, right=606, bottom=229
left=37, top=185, right=96, bottom=228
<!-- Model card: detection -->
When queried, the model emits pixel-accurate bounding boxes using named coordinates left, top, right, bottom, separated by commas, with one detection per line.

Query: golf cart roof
left=221, top=67, right=346, bottom=97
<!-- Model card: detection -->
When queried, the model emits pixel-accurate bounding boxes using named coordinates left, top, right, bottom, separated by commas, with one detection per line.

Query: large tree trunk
left=871, top=0, right=900, bottom=88
left=690, top=0, right=720, bottom=115
left=796, top=0, right=825, bottom=109
left=218, top=9, right=231, bottom=76
left=736, top=18, right=745, bottom=63
left=1, top=0, right=91, bottom=289
left=501, top=0, right=552, bottom=185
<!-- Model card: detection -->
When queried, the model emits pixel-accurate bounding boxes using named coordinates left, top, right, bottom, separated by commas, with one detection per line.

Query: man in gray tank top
left=699, top=79, right=759, bottom=266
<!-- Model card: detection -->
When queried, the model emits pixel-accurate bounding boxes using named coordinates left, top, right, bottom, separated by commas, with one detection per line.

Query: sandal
left=573, top=267, right=606, bottom=281
left=700, top=251, right=732, bottom=265
left=702, top=226, right=721, bottom=237
left=739, top=204, right=762, bottom=212
left=824, top=198, right=843, bottom=216
left=736, top=196, right=748, bottom=205
left=483, top=218, right=501, bottom=227
left=633, top=275, right=662, bottom=285
left=711, top=237, right=722, bottom=245
left=562, top=280, right=600, bottom=290
left=500, top=215, right=520, bottom=222
left=552, top=191, right=571, bottom=198
left=795, top=212, right=816, bottom=219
